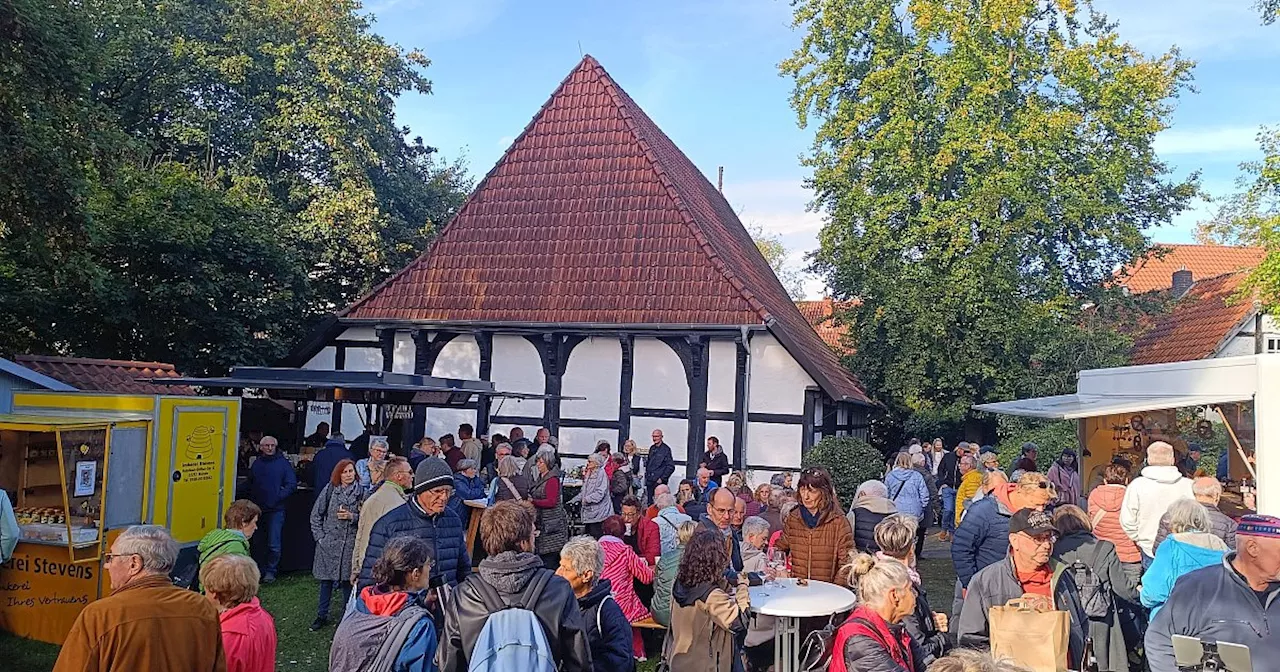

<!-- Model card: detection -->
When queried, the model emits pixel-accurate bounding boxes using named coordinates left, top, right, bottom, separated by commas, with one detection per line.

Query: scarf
left=800, top=505, right=821, bottom=529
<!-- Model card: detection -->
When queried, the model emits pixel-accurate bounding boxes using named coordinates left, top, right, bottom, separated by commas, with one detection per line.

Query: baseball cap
left=1009, top=508, right=1056, bottom=536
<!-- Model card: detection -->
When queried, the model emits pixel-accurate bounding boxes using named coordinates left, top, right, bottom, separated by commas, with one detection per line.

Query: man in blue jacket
left=357, top=457, right=470, bottom=591
left=312, top=433, right=352, bottom=490
left=247, top=435, right=296, bottom=582
left=644, top=429, right=675, bottom=502
left=1146, top=515, right=1280, bottom=672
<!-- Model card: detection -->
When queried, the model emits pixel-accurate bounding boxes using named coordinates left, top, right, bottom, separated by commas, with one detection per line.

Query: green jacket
left=197, top=528, right=250, bottom=564
left=652, top=545, right=684, bottom=627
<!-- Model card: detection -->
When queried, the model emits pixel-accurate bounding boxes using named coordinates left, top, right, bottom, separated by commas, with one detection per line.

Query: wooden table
left=464, top=499, right=488, bottom=559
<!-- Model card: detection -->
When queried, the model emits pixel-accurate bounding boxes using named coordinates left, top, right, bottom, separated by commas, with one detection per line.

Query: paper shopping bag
left=987, top=598, right=1070, bottom=672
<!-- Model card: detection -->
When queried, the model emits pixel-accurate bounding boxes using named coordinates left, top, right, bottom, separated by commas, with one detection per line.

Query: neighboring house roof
left=1129, top=272, right=1257, bottom=365
left=339, top=55, right=869, bottom=404
left=1118, top=243, right=1264, bottom=294
left=0, top=358, right=78, bottom=391
left=795, top=298, right=856, bottom=354
left=14, top=355, right=195, bottom=395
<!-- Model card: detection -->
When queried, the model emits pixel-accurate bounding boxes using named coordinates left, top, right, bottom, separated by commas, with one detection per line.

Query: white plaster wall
left=747, top=469, right=793, bottom=490
left=746, top=422, right=804, bottom=470
left=392, top=332, right=415, bottom=373
left=748, top=335, right=814, bottom=415
left=558, top=427, right=619, bottom=460
left=302, top=347, right=337, bottom=435
left=705, top=420, right=735, bottom=465
left=707, top=340, right=738, bottom=413
left=339, top=327, right=378, bottom=342
left=490, top=335, right=545, bottom=418
left=433, top=335, right=480, bottom=380
left=562, top=337, right=621, bottom=420
left=341, top=347, right=383, bottom=433
left=426, top=409, right=477, bottom=444
left=632, top=338, right=688, bottom=410
left=305, top=346, right=337, bottom=371
left=636, top=417, right=688, bottom=488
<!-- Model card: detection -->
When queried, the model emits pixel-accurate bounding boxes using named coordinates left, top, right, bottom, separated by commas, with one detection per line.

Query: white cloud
left=496, top=136, right=514, bottom=149
left=1154, top=125, right=1270, bottom=156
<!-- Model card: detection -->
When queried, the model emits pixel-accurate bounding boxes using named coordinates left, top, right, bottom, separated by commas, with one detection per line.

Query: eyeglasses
left=104, top=552, right=140, bottom=563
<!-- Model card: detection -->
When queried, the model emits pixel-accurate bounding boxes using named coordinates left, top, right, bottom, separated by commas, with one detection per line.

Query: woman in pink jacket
left=201, top=554, right=277, bottom=672
left=598, top=514, right=654, bottom=661
left=1047, top=448, right=1083, bottom=507
left=1087, top=463, right=1143, bottom=576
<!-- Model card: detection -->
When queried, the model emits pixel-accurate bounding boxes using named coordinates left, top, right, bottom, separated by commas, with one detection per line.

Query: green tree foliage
left=0, top=0, right=467, bottom=374
left=781, top=0, right=1197, bottom=431
left=995, top=417, right=1078, bottom=471
left=802, top=436, right=886, bottom=506
left=748, top=222, right=806, bottom=299
left=1259, top=0, right=1279, bottom=24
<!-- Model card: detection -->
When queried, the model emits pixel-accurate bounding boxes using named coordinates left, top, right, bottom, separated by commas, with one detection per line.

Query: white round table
left=749, top=578, right=856, bottom=672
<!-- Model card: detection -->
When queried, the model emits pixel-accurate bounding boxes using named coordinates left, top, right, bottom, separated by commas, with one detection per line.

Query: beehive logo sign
left=173, top=420, right=219, bottom=484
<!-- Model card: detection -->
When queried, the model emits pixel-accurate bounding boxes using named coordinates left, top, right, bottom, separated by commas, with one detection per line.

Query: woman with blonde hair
left=201, top=554, right=276, bottom=672
left=926, top=650, right=1029, bottom=672
left=830, top=553, right=926, bottom=672
left=874, top=515, right=951, bottom=664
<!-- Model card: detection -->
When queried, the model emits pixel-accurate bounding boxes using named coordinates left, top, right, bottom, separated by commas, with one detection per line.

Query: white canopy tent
left=974, top=355, right=1276, bottom=514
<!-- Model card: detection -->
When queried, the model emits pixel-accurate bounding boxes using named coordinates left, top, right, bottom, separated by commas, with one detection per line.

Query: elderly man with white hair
left=846, top=479, right=898, bottom=553
left=1120, top=441, right=1194, bottom=566
left=556, top=535, right=633, bottom=672
left=651, top=491, right=692, bottom=554
left=54, top=525, right=225, bottom=671
left=1153, top=476, right=1237, bottom=550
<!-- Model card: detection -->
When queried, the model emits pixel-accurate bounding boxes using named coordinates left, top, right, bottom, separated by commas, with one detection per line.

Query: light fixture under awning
left=973, top=392, right=1254, bottom=420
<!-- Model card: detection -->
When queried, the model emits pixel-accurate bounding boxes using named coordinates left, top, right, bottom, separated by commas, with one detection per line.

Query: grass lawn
left=1, top=539, right=959, bottom=672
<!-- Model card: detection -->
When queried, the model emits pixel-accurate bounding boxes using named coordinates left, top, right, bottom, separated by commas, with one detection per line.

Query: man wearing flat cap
left=957, top=508, right=1088, bottom=666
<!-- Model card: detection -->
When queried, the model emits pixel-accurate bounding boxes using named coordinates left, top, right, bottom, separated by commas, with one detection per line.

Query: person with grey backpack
left=330, top=536, right=440, bottom=672
left=439, top=499, right=592, bottom=672
left=1051, top=505, right=1139, bottom=672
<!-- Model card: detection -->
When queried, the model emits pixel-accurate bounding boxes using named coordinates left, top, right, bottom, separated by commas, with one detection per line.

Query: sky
left=367, top=0, right=1280, bottom=298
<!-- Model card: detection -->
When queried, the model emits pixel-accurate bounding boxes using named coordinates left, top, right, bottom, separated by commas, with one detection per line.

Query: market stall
left=974, top=354, right=1274, bottom=515
left=0, top=391, right=240, bottom=644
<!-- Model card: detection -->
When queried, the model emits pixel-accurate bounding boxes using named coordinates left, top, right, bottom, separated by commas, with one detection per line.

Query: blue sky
left=369, top=0, right=1280, bottom=298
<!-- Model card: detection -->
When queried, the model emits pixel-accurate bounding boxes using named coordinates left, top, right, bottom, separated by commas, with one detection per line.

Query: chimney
left=717, top=166, right=724, bottom=193
left=1172, top=267, right=1193, bottom=297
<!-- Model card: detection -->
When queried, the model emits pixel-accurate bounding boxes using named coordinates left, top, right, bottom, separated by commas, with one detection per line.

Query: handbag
left=797, top=613, right=841, bottom=671
left=988, top=598, right=1071, bottom=672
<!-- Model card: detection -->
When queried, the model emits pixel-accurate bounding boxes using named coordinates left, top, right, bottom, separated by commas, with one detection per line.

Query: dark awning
left=144, top=367, right=581, bottom=406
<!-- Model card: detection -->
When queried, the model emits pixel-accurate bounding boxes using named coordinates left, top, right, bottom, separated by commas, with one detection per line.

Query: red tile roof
left=1129, top=272, right=1256, bottom=365
left=795, top=298, right=857, bottom=354
left=1118, top=244, right=1263, bottom=294
left=342, top=56, right=869, bottom=404
left=13, top=355, right=195, bottom=395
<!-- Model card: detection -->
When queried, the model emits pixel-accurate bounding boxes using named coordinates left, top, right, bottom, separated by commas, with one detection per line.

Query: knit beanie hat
left=413, top=457, right=454, bottom=493
left=1237, top=514, right=1280, bottom=539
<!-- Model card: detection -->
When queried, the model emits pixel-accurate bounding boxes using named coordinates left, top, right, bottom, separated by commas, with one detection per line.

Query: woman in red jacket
left=201, top=554, right=277, bottom=672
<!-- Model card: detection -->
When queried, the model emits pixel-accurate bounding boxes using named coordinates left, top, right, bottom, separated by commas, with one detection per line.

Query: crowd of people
left=44, top=427, right=1277, bottom=672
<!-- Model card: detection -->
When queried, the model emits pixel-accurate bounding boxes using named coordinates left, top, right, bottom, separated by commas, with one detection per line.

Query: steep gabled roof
left=14, top=355, right=195, bottom=395
left=341, top=56, right=868, bottom=404
left=796, top=298, right=857, bottom=355
left=1118, top=243, right=1264, bottom=294
left=1129, top=272, right=1257, bottom=365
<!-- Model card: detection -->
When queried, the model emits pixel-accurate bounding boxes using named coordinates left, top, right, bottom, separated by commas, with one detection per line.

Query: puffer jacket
left=652, top=546, right=683, bottom=628
left=883, top=468, right=930, bottom=520
left=356, top=498, right=470, bottom=591
left=578, top=579, right=634, bottom=672
left=663, top=579, right=750, bottom=672
left=1154, top=504, right=1237, bottom=550
left=440, top=551, right=591, bottom=672
left=847, top=496, right=897, bottom=553
left=950, top=495, right=1013, bottom=587
left=579, top=468, right=613, bottom=524
left=1140, top=532, right=1228, bottom=618
left=1088, top=484, right=1142, bottom=564
left=833, top=605, right=926, bottom=672
left=776, top=505, right=854, bottom=584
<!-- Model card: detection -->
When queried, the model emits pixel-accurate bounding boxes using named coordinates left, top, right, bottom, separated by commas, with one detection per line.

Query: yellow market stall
left=0, top=391, right=239, bottom=644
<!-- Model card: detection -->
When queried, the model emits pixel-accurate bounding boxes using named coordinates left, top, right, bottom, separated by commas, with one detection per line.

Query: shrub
left=995, top=417, right=1078, bottom=472
left=802, top=436, right=886, bottom=507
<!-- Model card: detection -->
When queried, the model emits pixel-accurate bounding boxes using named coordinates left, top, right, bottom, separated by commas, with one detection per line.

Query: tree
left=0, top=0, right=468, bottom=373
left=1259, top=0, right=1279, bottom=24
left=748, top=222, right=806, bottom=299
left=802, top=436, right=885, bottom=506
left=781, top=0, right=1197, bottom=432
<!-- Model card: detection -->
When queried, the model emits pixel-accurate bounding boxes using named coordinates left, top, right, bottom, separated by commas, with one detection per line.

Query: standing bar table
left=749, top=578, right=856, bottom=672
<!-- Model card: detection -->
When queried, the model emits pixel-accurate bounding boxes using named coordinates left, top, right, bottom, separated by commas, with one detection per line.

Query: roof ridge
left=14, top=354, right=178, bottom=370
left=587, top=61, right=773, bottom=324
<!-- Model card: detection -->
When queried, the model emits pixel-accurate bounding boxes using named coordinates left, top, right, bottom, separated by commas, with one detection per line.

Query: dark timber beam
left=663, top=335, right=709, bottom=479
left=732, top=338, right=748, bottom=471
left=618, top=335, right=634, bottom=447
left=476, top=331, right=493, bottom=436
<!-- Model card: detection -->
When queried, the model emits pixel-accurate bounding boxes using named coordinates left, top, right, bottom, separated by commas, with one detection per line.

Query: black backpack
left=1065, top=551, right=1113, bottom=620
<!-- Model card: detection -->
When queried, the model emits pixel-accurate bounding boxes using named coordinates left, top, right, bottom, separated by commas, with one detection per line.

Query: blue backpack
left=467, top=571, right=557, bottom=672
